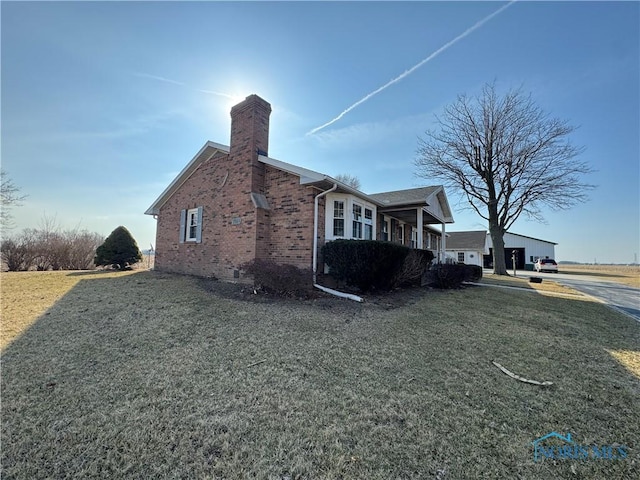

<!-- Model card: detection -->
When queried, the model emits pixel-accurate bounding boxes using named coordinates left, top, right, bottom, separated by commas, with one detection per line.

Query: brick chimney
left=229, top=94, right=272, bottom=193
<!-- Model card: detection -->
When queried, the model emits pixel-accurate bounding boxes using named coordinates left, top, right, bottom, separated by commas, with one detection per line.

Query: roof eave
left=145, top=141, right=229, bottom=215
left=259, top=154, right=379, bottom=203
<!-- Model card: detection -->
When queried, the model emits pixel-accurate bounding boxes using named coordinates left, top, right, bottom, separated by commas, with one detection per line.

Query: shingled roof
left=368, top=186, right=440, bottom=207
left=446, top=231, right=488, bottom=250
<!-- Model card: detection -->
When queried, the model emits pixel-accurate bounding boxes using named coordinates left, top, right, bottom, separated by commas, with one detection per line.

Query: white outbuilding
left=446, top=231, right=557, bottom=269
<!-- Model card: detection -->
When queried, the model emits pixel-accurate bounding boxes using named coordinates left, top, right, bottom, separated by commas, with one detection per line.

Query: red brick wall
left=154, top=95, right=329, bottom=280
left=260, top=166, right=320, bottom=269
left=155, top=152, right=228, bottom=277
left=154, top=95, right=273, bottom=281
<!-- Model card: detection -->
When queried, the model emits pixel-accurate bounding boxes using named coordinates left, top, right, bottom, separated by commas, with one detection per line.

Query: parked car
left=535, top=258, right=558, bottom=273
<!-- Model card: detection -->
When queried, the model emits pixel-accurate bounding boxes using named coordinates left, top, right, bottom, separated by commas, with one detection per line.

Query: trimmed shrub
left=95, top=226, right=142, bottom=270
left=242, top=259, right=314, bottom=298
left=322, top=239, right=426, bottom=292
left=392, top=249, right=436, bottom=288
left=463, top=264, right=483, bottom=282
left=423, top=263, right=467, bottom=289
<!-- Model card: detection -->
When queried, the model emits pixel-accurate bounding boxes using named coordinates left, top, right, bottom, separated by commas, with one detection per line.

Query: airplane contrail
left=306, top=1, right=516, bottom=136
left=133, top=73, right=187, bottom=87
left=134, top=73, right=238, bottom=99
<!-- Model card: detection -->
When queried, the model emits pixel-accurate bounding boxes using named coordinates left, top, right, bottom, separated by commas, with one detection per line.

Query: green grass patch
left=1, top=271, right=638, bottom=478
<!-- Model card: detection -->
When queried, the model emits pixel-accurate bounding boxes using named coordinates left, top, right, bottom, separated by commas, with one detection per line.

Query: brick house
left=145, top=94, right=454, bottom=281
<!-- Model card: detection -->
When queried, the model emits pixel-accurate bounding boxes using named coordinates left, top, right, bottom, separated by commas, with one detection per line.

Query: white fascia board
left=258, top=154, right=379, bottom=204
left=259, top=154, right=326, bottom=183
left=425, top=186, right=455, bottom=223
left=495, top=231, right=558, bottom=246
left=144, top=141, right=229, bottom=215
left=422, top=206, right=447, bottom=225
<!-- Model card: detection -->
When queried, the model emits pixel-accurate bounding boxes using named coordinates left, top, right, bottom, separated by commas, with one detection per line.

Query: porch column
left=417, top=208, right=423, bottom=249
left=441, top=221, right=446, bottom=262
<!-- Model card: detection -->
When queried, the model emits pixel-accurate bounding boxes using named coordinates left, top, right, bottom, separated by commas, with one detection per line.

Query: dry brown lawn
left=479, top=273, right=585, bottom=298
left=1, top=270, right=639, bottom=479
left=1, top=270, right=140, bottom=349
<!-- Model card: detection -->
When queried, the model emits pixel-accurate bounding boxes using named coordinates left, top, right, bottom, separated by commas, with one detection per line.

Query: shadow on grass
left=65, top=268, right=145, bottom=277
left=2, top=271, right=639, bottom=479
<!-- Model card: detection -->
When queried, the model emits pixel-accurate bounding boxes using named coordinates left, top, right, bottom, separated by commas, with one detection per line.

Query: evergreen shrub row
left=423, top=263, right=483, bottom=289
left=321, top=240, right=434, bottom=292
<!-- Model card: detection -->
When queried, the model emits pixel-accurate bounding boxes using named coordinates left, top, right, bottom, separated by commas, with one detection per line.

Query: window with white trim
left=381, top=219, right=389, bottom=241
left=179, top=206, right=203, bottom=243
left=187, top=209, right=198, bottom=241
left=333, top=201, right=345, bottom=237
left=326, top=195, right=376, bottom=241
left=364, top=208, right=373, bottom=240
left=411, top=227, right=417, bottom=248
left=458, top=252, right=465, bottom=263
left=352, top=203, right=363, bottom=239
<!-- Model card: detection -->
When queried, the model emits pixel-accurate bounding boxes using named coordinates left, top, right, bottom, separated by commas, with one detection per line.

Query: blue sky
left=2, top=1, right=638, bottom=263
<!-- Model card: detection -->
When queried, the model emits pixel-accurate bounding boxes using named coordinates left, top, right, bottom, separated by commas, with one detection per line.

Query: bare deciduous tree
left=1, top=170, right=27, bottom=230
left=415, top=83, right=593, bottom=275
left=334, top=174, right=361, bottom=190
left=1, top=214, right=104, bottom=271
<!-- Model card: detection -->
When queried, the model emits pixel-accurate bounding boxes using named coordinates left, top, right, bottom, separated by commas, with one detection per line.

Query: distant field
left=560, top=264, right=639, bottom=288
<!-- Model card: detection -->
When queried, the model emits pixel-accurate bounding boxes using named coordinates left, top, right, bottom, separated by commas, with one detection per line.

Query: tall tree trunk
left=488, top=201, right=508, bottom=275
left=489, top=227, right=507, bottom=275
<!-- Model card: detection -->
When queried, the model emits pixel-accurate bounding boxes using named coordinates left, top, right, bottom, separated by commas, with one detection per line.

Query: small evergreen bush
left=242, top=259, right=314, bottom=298
left=322, top=240, right=425, bottom=292
left=94, top=226, right=142, bottom=270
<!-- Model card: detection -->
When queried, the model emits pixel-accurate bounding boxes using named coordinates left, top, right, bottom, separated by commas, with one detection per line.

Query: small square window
left=458, top=252, right=465, bottom=263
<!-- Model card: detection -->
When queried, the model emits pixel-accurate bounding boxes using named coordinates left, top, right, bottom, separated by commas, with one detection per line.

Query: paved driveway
left=484, top=269, right=640, bottom=322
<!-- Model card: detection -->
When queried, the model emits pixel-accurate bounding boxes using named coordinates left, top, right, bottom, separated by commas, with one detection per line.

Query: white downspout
left=312, top=182, right=364, bottom=302
left=313, top=183, right=338, bottom=282
left=312, top=183, right=363, bottom=302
